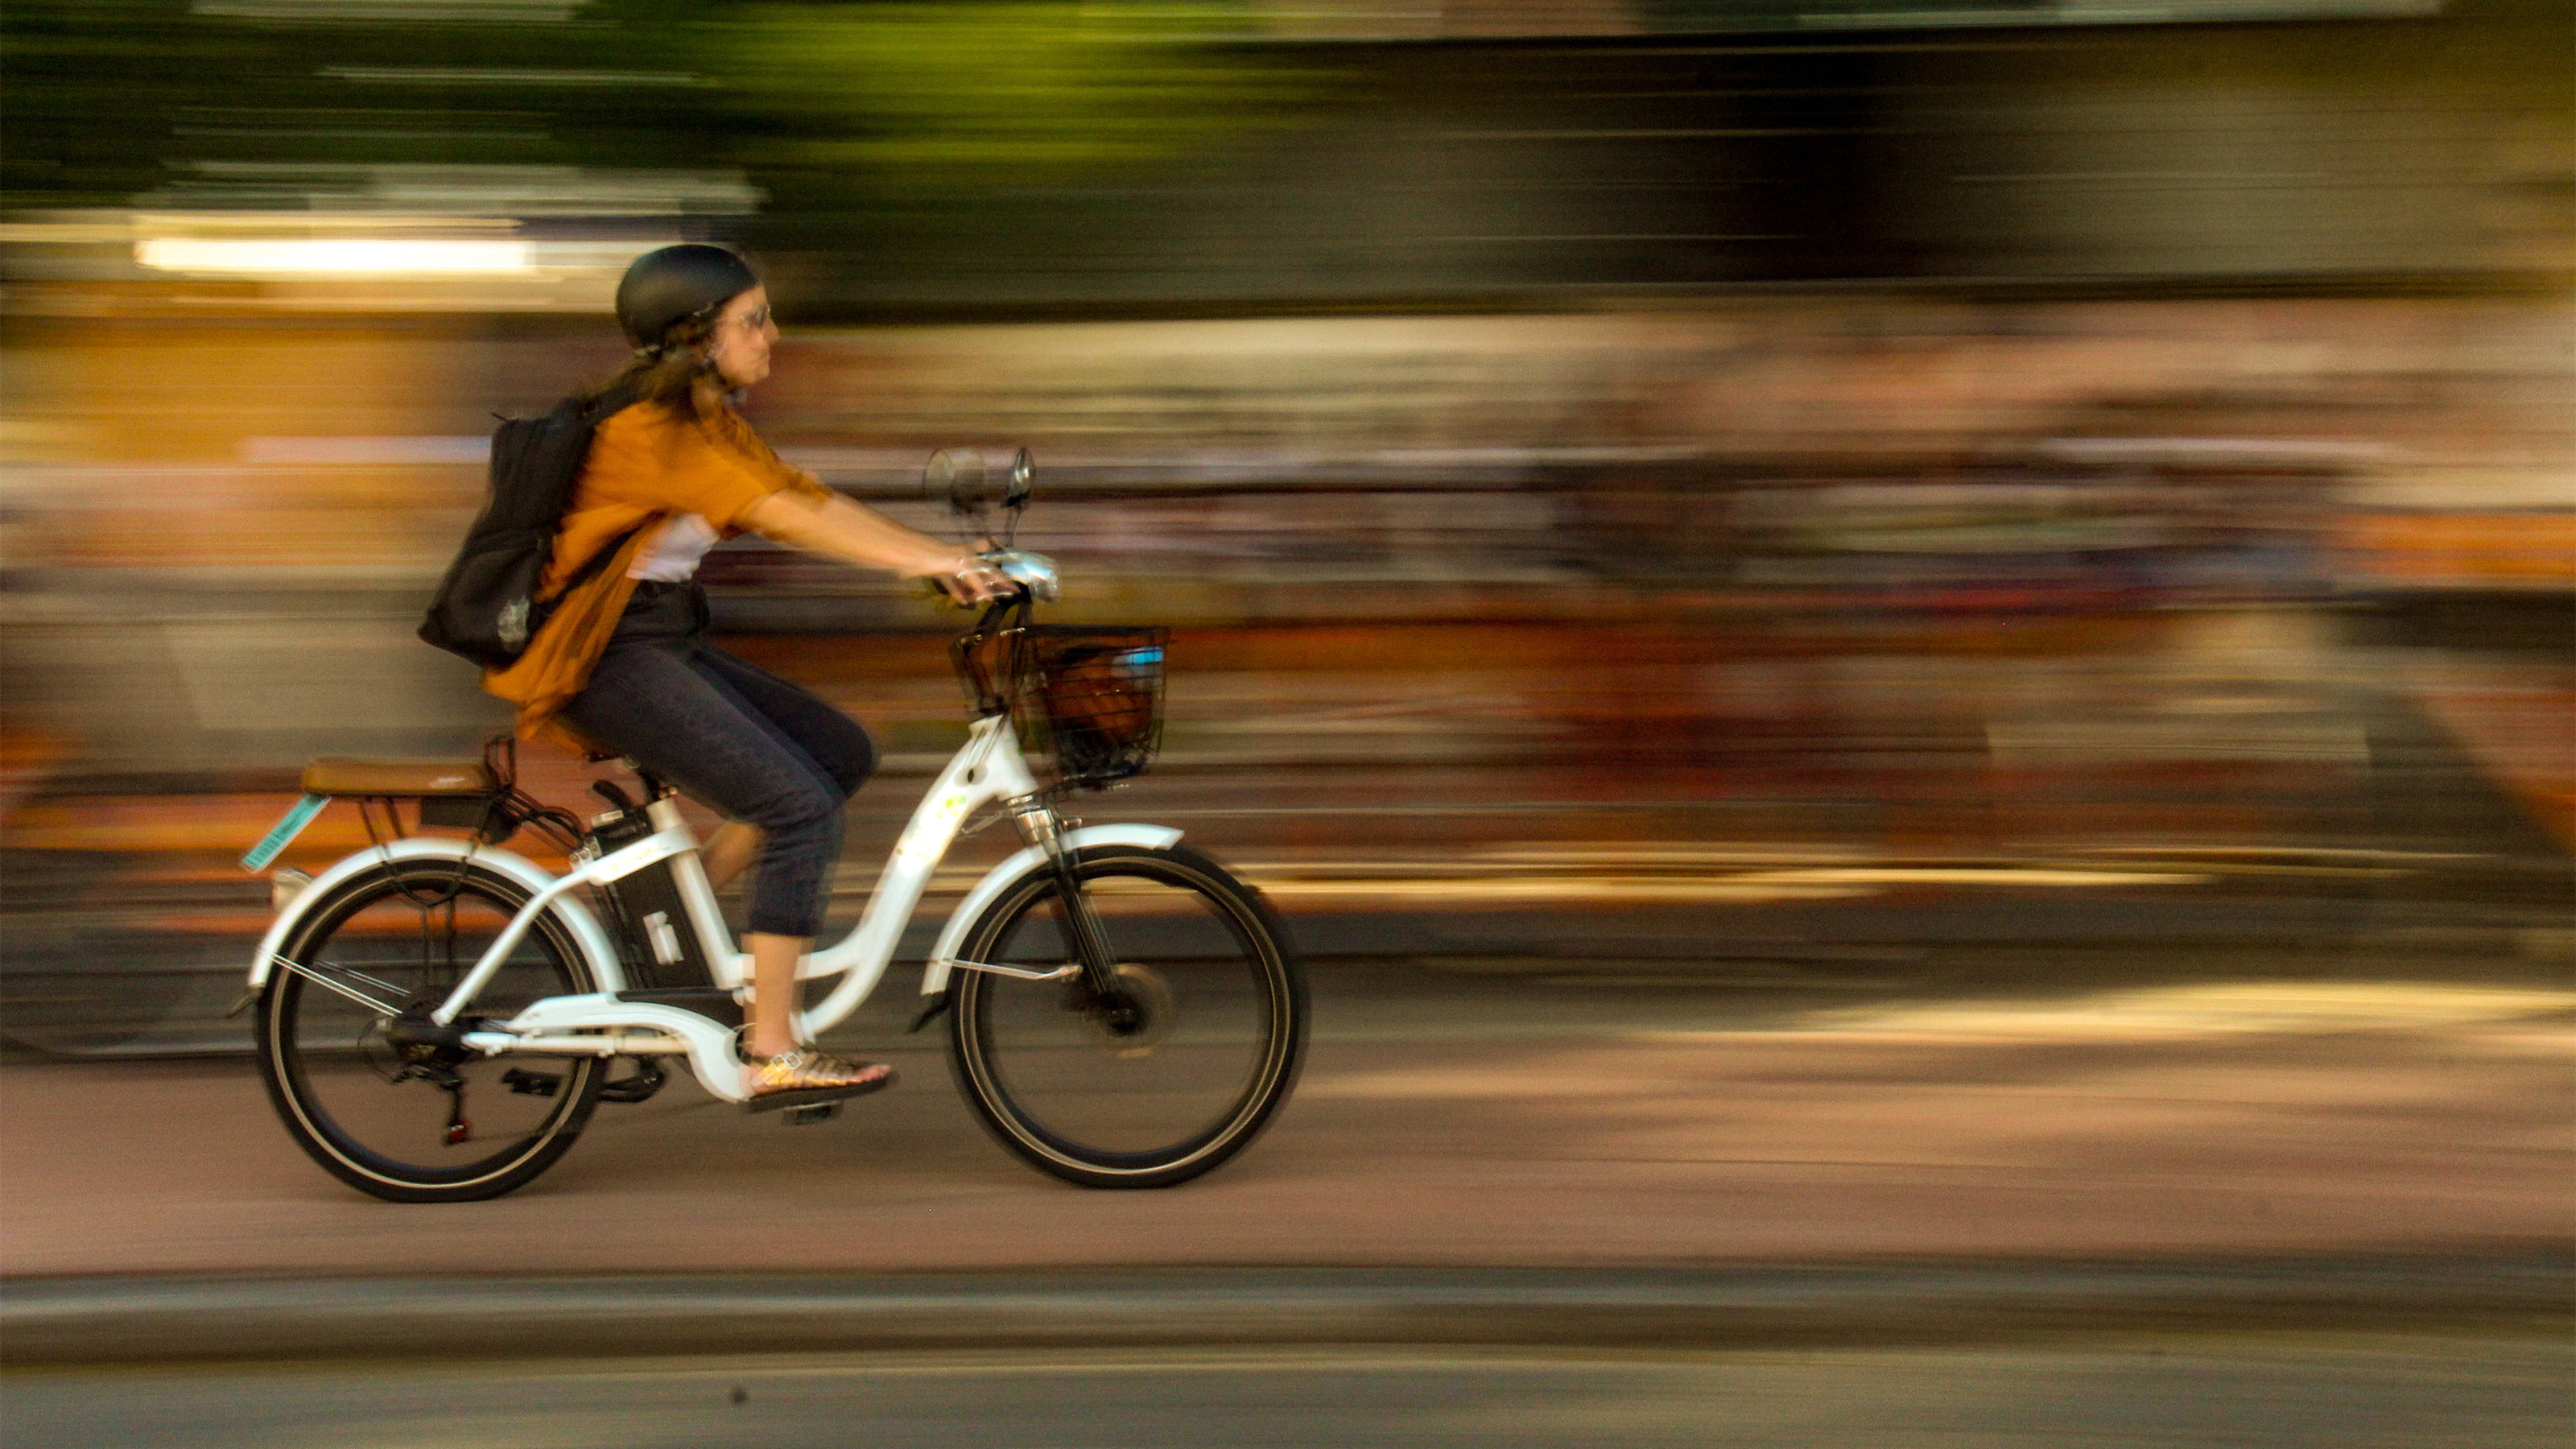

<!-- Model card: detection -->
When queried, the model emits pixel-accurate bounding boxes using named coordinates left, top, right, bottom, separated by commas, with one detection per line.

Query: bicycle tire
left=255, top=859, right=605, bottom=1203
left=947, top=844, right=1306, bottom=1189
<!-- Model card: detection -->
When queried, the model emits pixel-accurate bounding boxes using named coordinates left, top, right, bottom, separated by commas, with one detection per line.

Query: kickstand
left=440, top=1083, right=472, bottom=1146
left=598, top=1057, right=667, bottom=1105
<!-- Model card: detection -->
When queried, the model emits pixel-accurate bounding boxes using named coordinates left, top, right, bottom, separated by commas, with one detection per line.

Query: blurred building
left=2, top=1, right=2568, bottom=1054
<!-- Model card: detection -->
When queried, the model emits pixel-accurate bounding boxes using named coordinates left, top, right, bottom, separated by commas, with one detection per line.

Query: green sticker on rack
left=242, top=794, right=329, bottom=873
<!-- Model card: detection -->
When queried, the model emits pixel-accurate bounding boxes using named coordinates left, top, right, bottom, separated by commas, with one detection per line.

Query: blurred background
left=2, top=0, right=2569, bottom=1051
left=4, top=9, right=2574, bottom=1439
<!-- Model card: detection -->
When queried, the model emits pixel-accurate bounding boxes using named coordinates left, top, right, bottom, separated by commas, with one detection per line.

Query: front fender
left=920, top=824, right=1183, bottom=995
left=245, top=838, right=624, bottom=992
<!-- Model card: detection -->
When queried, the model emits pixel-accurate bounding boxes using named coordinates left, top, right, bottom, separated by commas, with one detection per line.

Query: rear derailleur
left=383, top=1005, right=476, bottom=1145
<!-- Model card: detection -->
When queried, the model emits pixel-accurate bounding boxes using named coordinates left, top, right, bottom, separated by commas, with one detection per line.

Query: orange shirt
left=481, top=399, right=829, bottom=748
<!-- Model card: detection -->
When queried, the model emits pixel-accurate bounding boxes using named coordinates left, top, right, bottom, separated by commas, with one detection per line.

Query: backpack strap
left=543, top=517, right=654, bottom=605
left=535, top=382, right=653, bottom=605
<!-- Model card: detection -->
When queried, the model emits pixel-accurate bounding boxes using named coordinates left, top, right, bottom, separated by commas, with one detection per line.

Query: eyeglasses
left=727, top=306, right=772, bottom=331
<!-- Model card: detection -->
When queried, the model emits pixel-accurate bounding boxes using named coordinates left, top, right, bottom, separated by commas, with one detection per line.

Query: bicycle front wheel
left=947, top=844, right=1306, bottom=1189
left=256, top=859, right=605, bottom=1203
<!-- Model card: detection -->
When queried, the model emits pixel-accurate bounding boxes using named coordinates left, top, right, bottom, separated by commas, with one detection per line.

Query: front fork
left=1007, top=797, right=1125, bottom=1005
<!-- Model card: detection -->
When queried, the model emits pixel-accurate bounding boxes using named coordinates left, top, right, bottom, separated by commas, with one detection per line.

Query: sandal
left=743, top=1048, right=896, bottom=1113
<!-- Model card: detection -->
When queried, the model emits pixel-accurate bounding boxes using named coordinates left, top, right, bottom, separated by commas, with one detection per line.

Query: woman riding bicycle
left=483, top=244, right=1009, bottom=1102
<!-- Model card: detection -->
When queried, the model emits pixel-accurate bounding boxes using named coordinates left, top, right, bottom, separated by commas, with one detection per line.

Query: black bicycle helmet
left=614, top=244, right=759, bottom=352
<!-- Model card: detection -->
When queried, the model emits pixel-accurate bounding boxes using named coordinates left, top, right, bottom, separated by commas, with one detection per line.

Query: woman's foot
left=745, top=1048, right=896, bottom=1103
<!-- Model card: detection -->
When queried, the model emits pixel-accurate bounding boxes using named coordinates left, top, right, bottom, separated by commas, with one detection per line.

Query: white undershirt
left=627, top=513, right=720, bottom=583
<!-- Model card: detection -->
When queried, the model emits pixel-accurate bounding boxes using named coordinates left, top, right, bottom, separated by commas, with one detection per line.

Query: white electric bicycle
left=239, top=448, right=1305, bottom=1203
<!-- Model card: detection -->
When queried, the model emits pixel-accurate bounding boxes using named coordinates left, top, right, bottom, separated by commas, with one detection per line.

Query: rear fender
left=245, top=838, right=623, bottom=992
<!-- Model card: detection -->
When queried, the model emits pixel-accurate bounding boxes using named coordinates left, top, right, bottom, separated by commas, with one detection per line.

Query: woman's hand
left=915, top=551, right=1014, bottom=606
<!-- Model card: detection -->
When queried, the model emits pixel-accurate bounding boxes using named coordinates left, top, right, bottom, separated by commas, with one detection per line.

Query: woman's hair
left=584, top=310, right=724, bottom=421
left=597, top=244, right=760, bottom=423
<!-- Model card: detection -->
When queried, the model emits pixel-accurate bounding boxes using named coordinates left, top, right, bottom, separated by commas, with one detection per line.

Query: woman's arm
left=740, top=489, right=1007, bottom=603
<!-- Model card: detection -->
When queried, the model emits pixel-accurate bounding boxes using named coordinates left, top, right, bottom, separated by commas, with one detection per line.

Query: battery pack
left=601, top=852, right=716, bottom=989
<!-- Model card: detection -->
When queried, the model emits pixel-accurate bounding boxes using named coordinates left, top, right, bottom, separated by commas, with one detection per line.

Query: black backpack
left=418, top=388, right=639, bottom=670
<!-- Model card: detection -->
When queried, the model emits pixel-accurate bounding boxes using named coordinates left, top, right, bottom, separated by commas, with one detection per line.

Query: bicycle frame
left=246, top=712, right=1183, bottom=1104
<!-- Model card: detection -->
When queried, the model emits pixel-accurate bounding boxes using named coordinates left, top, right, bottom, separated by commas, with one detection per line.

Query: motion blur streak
left=1, top=0, right=2569, bottom=1435
left=135, top=237, right=535, bottom=275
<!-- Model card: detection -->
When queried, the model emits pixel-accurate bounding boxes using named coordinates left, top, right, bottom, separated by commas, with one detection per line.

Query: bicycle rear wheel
left=255, top=860, right=605, bottom=1203
left=947, top=844, right=1305, bottom=1189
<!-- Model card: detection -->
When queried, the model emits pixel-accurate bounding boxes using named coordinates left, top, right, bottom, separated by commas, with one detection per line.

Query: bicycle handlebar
left=984, top=549, right=1059, bottom=602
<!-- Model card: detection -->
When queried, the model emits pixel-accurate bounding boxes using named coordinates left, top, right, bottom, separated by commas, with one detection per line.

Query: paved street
left=10, top=1335, right=2570, bottom=1449
left=4, top=948, right=2566, bottom=1278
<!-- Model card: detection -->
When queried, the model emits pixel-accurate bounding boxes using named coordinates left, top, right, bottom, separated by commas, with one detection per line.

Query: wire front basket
left=956, top=624, right=1168, bottom=790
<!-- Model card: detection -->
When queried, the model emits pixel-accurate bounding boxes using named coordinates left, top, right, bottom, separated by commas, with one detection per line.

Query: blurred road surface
left=2, top=948, right=2566, bottom=1278
left=7, top=1335, right=2570, bottom=1449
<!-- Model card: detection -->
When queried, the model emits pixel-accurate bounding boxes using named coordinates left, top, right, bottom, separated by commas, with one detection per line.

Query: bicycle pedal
left=500, top=1068, right=561, bottom=1099
left=779, top=1102, right=843, bottom=1126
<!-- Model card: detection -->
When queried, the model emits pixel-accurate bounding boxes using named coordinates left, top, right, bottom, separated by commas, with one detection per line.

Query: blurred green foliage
left=7, top=1, right=2558, bottom=308
left=725, top=2, right=1310, bottom=184
left=0, top=0, right=1311, bottom=213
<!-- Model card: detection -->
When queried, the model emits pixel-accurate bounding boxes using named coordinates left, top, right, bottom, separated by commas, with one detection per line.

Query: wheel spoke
left=270, top=956, right=407, bottom=1017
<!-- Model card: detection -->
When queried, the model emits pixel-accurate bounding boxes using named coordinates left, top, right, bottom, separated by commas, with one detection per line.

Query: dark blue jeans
left=561, top=581, right=874, bottom=938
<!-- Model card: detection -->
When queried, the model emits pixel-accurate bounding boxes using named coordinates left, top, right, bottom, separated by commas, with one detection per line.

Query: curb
left=5, top=1257, right=2566, bottom=1367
